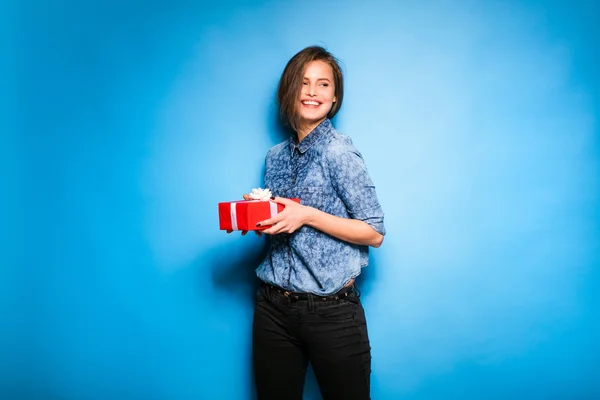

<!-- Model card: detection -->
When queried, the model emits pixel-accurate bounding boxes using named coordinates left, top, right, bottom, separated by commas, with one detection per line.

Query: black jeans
left=253, top=282, right=371, bottom=400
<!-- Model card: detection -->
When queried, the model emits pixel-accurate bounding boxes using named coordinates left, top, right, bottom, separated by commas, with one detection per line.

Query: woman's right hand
left=226, top=194, right=262, bottom=236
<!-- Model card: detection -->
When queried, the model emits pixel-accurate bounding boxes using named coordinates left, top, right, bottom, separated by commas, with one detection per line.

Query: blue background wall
left=3, top=0, right=599, bottom=398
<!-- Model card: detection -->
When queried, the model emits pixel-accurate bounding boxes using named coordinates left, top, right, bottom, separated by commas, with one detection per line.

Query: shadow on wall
left=207, top=237, right=269, bottom=306
left=199, top=237, right=265, bottom=399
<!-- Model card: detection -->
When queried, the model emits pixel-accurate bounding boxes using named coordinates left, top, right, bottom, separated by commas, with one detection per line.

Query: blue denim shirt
left=256, top=119, right=385, bottom=295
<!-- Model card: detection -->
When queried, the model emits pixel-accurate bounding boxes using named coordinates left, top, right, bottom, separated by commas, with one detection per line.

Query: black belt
left=263, top=282, right=356, bottom=302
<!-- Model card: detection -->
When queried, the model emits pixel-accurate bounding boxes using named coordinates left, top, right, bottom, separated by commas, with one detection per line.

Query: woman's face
left=297, top=60, right=337, bottom=131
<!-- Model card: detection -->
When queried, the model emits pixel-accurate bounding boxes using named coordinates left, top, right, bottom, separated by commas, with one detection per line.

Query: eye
left=320, top=83, right=329, bottom=87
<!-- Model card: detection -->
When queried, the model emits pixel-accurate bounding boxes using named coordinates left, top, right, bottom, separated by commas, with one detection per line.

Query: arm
left=258, top=197, right=383, bottom=247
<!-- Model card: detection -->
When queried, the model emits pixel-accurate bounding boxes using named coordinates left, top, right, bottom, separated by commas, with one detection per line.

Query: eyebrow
left=303, top=77, right=332, bottom=82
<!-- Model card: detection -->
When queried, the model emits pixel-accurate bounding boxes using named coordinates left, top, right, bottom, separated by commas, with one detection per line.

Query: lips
left=301, top=100, right=321, bottom=106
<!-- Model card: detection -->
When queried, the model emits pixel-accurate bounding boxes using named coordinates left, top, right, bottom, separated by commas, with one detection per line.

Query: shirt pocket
left=290, top=186, right=324, bottom=210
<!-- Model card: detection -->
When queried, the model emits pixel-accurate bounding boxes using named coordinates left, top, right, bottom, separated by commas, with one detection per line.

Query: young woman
left=247, top=46, right=385, bottom=400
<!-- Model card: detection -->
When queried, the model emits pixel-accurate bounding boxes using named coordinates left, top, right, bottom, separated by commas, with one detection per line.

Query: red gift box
left=218, top=198, right=300, bottom=231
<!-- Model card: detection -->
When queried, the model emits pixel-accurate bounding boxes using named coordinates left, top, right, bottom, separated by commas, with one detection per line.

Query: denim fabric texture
left=256, top=119, right=385, bottom=295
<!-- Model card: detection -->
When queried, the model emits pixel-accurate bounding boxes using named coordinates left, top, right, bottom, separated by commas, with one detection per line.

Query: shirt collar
left=288, top=119, right=332, bottom=155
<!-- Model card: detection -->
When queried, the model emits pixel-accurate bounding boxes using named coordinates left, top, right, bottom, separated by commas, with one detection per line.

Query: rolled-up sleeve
left=327, top=140, right=386, bottom=236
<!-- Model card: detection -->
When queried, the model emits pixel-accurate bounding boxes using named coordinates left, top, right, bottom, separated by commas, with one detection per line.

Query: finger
left=243, top=194, right=251, bottom=200
left=226, top=230, right=233, bottom=234
left=262, top=221, right=286, bottom=236
left=254, top=230, right=262, bottom=237
left=259, top=221, right=277, bottom=235
left=260, top=227, right=275, bottom=235
left=241, top=230, right=248, bottom=236
left=270, top=196, right=295, bottom=205
left=255, top=216, right=282, bottom=228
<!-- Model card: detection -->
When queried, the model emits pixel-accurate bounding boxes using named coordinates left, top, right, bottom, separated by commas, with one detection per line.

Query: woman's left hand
left=258, top=197, right=310, bottom=235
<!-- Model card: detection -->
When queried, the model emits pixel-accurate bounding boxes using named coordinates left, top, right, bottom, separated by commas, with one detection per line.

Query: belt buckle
left=283, top=290, right=291, bottom=298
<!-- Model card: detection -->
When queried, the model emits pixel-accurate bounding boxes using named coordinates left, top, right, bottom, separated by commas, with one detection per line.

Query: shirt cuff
left=351, top=209, right=386, bottom=236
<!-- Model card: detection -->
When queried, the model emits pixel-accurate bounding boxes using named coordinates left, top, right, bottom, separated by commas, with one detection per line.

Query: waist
left=262, top=279, right=357, bottom=302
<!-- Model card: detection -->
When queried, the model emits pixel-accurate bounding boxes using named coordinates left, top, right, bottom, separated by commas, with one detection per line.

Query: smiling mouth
left=302, top=100, right=321, bottom=106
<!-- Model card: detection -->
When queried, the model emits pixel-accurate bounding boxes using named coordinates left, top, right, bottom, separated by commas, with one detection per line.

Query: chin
left=300, top=114, right=328, bottom=124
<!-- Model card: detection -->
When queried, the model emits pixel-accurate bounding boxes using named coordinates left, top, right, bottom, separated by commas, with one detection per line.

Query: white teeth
left=303, top=101, right=319, bottom=106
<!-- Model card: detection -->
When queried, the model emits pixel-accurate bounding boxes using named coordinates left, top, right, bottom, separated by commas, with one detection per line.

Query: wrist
left=303, top=205, right=319, bottom=228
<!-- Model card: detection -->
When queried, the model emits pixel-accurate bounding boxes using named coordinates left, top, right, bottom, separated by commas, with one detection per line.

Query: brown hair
left=277, top=46, right=344, bottom=132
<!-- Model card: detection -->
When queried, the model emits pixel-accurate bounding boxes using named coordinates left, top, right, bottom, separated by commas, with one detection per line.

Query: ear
left=333, top=96, right=337, bottom=103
